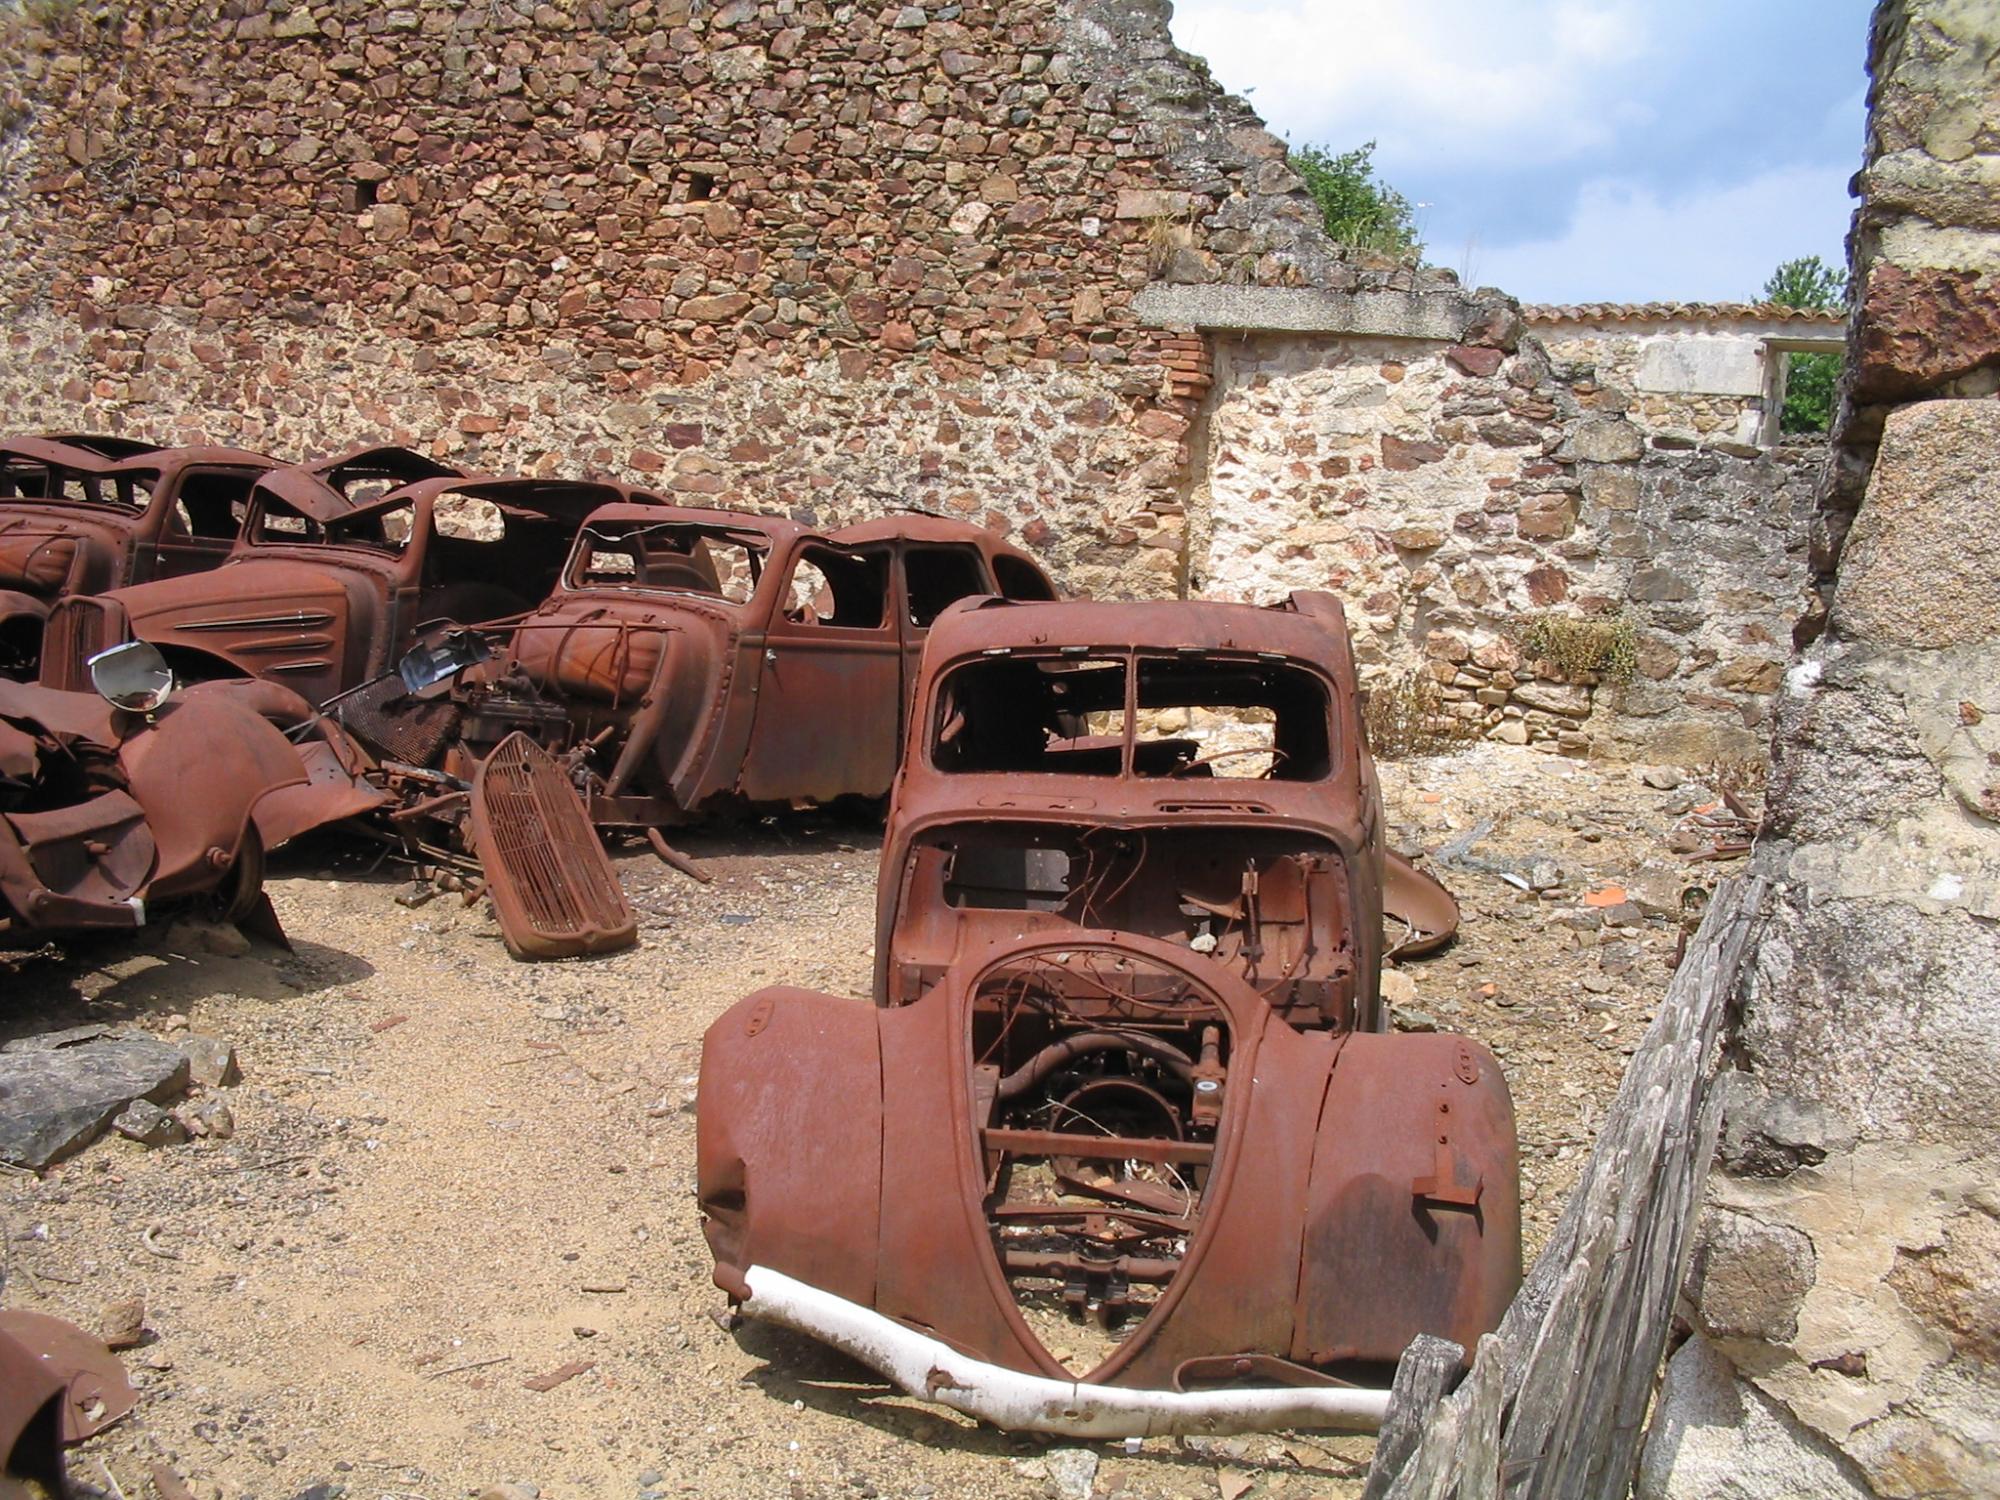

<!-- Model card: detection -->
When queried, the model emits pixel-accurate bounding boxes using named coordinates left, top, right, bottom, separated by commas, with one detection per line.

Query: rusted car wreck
left=0, top=643, right=382, bottom=945
left=370, top=505, right=1058, bottom=827
left=0, top=435, right=282, bottom=677
left=697, top=594, right=1517, bottom=1436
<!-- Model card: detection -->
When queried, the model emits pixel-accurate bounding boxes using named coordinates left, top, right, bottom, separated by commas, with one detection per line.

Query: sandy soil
left=0, top=744, right=1732, bottom=1500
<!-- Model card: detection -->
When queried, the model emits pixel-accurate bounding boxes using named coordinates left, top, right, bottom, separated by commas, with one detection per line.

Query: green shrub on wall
left=1517, top=612, right=1638, bottom=684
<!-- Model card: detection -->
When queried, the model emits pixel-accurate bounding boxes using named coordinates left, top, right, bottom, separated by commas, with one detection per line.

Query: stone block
left=1636, top=1335, right=1871, bottom=1500
left=113, top=1099, right=187, bottom=1148
left=180, top=1035, right=241, bottom=1088
left=0, top=1039, right=191, bottom=1169
left=1831, top=399, right=2000, bottom=649
left=1689, top=1209, right=1816, bottom=1342
left=1562, top=417, right=1644, bottom=463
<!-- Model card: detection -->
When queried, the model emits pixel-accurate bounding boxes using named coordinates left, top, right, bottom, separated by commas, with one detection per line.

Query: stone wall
left=0, top=0, right=1819, bottom=762
left=1642, top=3, right=2000, bottom=1496
left=0, top=0, right=1365, bottom=600
left=1527, top=304, right=1844, bottom=448
left=1179, top=323, right=1811, bottom=760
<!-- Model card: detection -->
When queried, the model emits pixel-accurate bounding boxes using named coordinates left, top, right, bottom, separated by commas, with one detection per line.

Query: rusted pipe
left=646, top=826, right=714, bottom=885
left=994, top=1031, right=1195, bottom=1103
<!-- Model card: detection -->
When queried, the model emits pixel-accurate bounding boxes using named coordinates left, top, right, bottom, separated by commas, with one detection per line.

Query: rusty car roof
left=579, top=503, right=806, bottom=542
left=1, top=436, right=277, bottom=475
left=919, top=592, right=1355, bottom=667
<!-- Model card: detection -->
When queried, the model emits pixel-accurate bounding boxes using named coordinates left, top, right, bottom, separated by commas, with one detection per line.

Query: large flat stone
left=1132, top=283, right=1488, bottom=341
left=1832, top=400, right=2000, bottom=649
left=1637, top=1335, right=1871, bottom=1500
left=0, top=1039, right=191, bottom=1170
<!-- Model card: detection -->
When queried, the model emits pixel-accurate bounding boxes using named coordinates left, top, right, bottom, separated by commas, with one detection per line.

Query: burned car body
left=0, top=435, right=281, bottom=677
left=368, top=507, right=1057, bottom=828
left=698, top=594, right=1517, bottom=1434
left=38, top=474, right=641, bottom=708
left=0, top=662, right=383, bottom=943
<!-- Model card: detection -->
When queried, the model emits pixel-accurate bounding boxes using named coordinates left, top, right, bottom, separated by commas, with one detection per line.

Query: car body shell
left=38, top=473, right=638, bottom=706
left=0, top=435, right=281, bottom=675
left=0, top=676, right=383, bottom=941
left=428, top=506, right=1060, bottom=824
left=697, top=592, right=1520, bottom=1406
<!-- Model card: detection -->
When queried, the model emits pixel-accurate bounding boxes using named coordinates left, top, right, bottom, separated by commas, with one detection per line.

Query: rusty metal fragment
left=0, top=1308, right=138, bottom=1444
left=469, top=732, right=636, bottom=959
left=697, top=592, right=1518, bottom=1433
left=1383, top=849, right=1460, bottom=958
left=0, top=664, right=384, bottom=944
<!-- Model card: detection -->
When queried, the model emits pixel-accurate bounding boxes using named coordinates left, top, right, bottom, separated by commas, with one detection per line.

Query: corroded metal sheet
left=468, top=730, right=636, bottom=960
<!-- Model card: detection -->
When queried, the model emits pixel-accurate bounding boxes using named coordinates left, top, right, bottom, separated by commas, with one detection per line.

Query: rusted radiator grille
left=39, top=598, right=125, bottom=692
left=469, top=731, right=636, bottom=961
left=331, top=673, right=460, bottom=766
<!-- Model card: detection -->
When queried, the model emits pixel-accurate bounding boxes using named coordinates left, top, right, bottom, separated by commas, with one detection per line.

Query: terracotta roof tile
left=1521, top=300, right=1844, bottom=325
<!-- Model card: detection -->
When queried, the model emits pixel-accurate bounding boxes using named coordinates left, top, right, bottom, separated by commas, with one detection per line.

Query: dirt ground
left=0, top=743, right=1740, bottom=1500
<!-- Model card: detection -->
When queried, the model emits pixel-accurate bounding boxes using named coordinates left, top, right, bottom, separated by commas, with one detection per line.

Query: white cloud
left=1463, top=162, right=1855, bottom=303
left=1169, top=0, right=1656, bottom=168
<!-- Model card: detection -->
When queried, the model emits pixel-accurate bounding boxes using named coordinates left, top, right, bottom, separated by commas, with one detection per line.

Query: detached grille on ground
left=468, top=731, right=636, bottom=961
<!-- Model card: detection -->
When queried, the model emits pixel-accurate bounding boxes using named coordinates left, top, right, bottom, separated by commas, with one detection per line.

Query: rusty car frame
left=340, top=505, right=1059, bottom=833
left=0, top=434, right=284, bottom=678
left=697, top=592, right=1515, bottom=1436
left=36, top=472, right=645, bottom=707
left=0, top=645, right=384, bottom=945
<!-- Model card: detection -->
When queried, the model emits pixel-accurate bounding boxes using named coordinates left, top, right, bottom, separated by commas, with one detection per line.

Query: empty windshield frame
left=930, top=649, right=1335, bottom=781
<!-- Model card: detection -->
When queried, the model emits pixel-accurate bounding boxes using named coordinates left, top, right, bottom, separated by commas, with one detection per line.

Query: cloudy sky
left=1167, top=0, right=1874, bottom=304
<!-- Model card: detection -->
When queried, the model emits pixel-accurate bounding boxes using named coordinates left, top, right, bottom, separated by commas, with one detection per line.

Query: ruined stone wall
left=0, top=0, right=1357, bottom=600
left=0, top=0, right=1820, bottom=761
left=1641, top=3, right=2000, bottom=1495
left=1185, top=328, right=1810, bottom=760
left=1530, top=326, right=1770, bottom=446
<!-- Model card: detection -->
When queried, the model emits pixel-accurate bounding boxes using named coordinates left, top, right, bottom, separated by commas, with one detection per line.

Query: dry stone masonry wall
left=1185, top=326, right=1813, bottom=760
left=0, top=0, right=1357, bottom=598
left=0, top=0, right=1820, bottom=759
left=1642, top=3, right=2000, bottom=1496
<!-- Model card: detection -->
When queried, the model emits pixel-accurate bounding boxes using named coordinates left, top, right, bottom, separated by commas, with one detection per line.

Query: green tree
left=1762, top=255, right=1847, bottom=435
left=1292, top=140, right=1421, bottom=259
left=1762, top=254, right=1845, bottom=311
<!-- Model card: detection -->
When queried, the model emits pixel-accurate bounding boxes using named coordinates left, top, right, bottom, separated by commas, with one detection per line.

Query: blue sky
left=1167, top=0, right=1874, bottom=303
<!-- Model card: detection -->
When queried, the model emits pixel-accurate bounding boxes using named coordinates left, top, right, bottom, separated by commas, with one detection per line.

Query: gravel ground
left=0, top=744, right=1739, bottom=1500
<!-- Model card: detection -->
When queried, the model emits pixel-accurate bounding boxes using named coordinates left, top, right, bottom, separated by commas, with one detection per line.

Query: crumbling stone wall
left=0, top=0, right=1352, bottom=599
left=0, top=0, right=1819, bottom=760
left=1641, top=3, right=2000, bottom=1495
left=1186, top=327, right=1810, bottom=760
left=1523, top=306, right=1849, bottom=447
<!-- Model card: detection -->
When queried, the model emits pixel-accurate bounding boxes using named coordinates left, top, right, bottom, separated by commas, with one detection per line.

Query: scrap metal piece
left=0, top=1308, right=138, bottom=1443
left=0, top=1324, right=67, bottom=1489
left=1383, top=849, right=1461, bottom=959
left=0, top=676, right=381, bottom=944
left=468, top=731, right=636, bottom=960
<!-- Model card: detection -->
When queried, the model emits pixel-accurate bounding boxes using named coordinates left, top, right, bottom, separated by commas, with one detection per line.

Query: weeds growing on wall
left=1362, top=669, right=1473, bottom=759
left=1291, top=140, right=1422, bottom=260
left=1517, top=613, right=1638, bottom=684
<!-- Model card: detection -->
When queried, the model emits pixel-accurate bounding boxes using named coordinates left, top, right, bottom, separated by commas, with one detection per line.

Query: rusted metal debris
left=0, top=651, right=385, bottom=945
left=469, top=732, right=636, bottom=960
left=38, top=473, right=631, bottom=705
left=697, top=593, right=1518, bottom=1435
left=0, top=1306, right=139, bottom=1444
left=379, top=506, right=1058, bottom=828
left=325, top=504, right=1056, bottom=958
